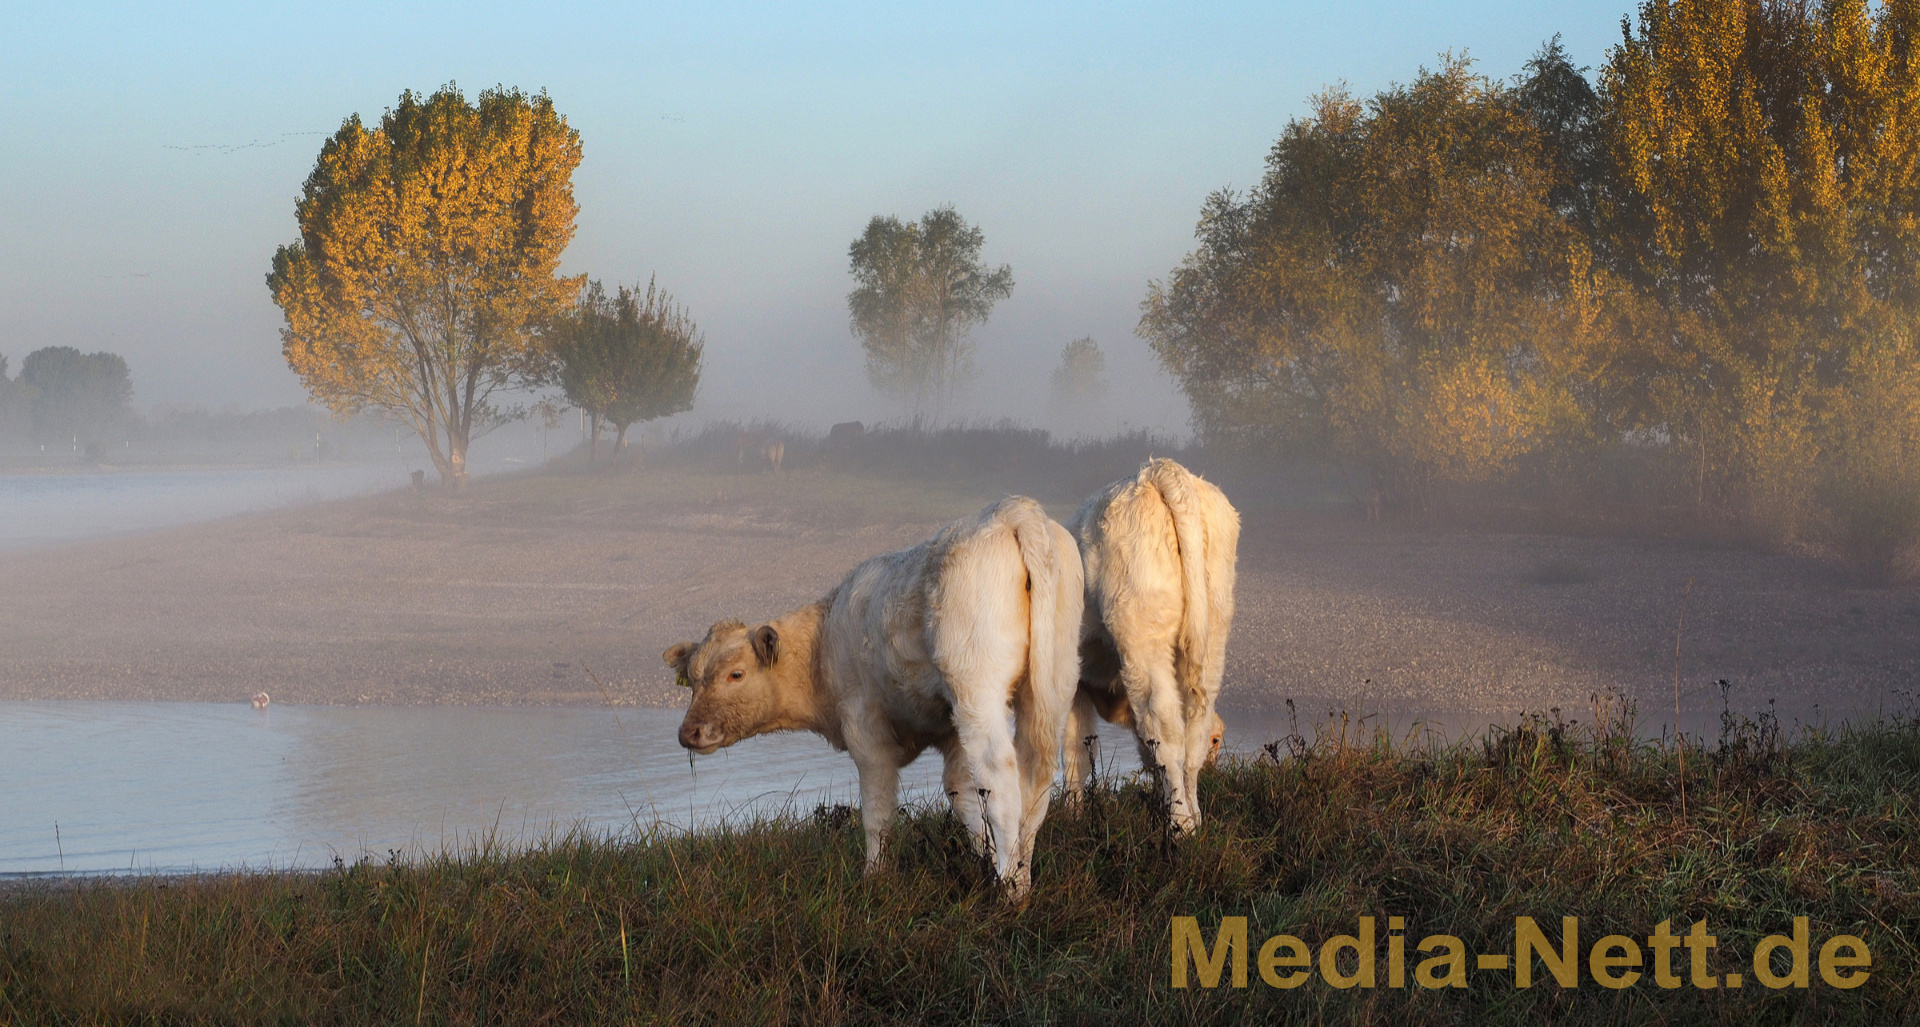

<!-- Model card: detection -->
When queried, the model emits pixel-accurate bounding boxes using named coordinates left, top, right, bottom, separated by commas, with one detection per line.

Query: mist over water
left=0, top=413, right=594, bottom=551
left=0, top=465, right=411, bottom=551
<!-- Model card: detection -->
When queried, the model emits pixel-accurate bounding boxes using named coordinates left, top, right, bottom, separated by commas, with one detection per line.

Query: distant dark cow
left=829, top=421, right=865, bottom=445
left=734, top=434, right=785, bottom=473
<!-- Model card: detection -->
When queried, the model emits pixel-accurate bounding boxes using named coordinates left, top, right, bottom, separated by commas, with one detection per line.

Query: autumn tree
left=1143, top=55, right=1604, bottom=505
left=847, top=207, right=1014, bottom=420
left=550, top=278, right=704, bottom=463
left=1598, top=0, right=1920, bottom=540
left=1149, top=5, right=1920, bottom=571
left=267, top=84, right=583, bottom=488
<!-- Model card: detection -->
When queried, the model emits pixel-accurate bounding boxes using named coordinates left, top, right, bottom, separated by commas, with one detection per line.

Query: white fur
left=1065, top=458, right=1240, bottom=832
left=826, top=496, right=1081, bottom=899
left=674, top=495, right=1082, bottom=902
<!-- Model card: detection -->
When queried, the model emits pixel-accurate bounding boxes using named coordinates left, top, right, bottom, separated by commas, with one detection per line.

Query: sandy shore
left=1, top=464, right=1913, bottom=727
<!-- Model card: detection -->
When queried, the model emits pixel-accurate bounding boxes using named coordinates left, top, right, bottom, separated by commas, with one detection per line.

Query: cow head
left=665, top=619, right=787, bottom=754
left=1205, top=711, right=1226, bottom=765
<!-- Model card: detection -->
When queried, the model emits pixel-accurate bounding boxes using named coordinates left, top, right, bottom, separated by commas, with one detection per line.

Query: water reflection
left=0, top=702, right=1145, bottom=876
left=4, top=699, right=1809, bottom=876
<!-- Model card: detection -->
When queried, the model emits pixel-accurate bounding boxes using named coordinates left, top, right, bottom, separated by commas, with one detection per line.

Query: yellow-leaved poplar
left=267, top=84, right=583, bottom=487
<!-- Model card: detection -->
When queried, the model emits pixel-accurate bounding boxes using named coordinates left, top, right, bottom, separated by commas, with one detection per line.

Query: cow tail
left=1145, top=459, right=1212, bottom=701
left=1009, top=500, right=1082, bottom=799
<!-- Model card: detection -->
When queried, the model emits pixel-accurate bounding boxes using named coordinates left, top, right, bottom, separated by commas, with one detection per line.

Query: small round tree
left=1050, top=337, right=1108, bottom=403
left=550, top=278, right=703, bottom=463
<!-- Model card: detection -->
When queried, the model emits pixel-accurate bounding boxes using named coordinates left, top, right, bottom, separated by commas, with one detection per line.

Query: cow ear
left=663, top=643, right=694, bottom=687
left=750, top=625, right=779, bottom=666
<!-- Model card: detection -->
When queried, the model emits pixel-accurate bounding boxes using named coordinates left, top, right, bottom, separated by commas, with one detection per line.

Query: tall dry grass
left=3, top=705, right=1915, bottom=1024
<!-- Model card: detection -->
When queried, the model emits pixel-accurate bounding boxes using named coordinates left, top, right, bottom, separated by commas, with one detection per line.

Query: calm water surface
left=1, top=702, right=1165, bottom=876
left=2, top=699, right=1793, bottom=877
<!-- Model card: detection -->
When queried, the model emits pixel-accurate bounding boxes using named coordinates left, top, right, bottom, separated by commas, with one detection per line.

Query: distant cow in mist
left=665, top=495, right=1083, bottom=902
left=733, top=433, right=785, bottom=473
left=1064, top=458, right=1240, bottom=833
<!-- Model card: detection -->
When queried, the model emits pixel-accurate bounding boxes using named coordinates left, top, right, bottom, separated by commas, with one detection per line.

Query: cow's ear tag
left=675, top=669, right=692, bottom=689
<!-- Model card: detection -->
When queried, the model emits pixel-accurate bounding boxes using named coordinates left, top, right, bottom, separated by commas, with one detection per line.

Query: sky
left=0, top=1, right=1633, bottom=437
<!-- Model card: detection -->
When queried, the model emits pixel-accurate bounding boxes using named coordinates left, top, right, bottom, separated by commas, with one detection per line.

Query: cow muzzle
left=678, top=719, right=725, bottom=754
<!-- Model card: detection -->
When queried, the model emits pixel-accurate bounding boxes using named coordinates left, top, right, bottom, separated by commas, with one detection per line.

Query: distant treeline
left=0, top=345, right=397, bottom=453
left=0, top=346, right=132, bottom=444
left=647, top=418, right=1196, bottom=503
left=1145, top=1, right=1920, bottom=578
left=136, top=404, right=400, bottom=446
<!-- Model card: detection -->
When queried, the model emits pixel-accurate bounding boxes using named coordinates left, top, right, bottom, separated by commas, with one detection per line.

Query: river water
left=2, top=694, right=1823, bottom=877
left=0, top=701, right=1175, bottom=877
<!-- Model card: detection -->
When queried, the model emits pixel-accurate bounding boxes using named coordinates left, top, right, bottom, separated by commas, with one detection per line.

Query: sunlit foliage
left=1147, top=5, right=1920, bottom=575
left=1143, top=55, right=1604, bottom=506
left=267, top=85, right=583, bottom=488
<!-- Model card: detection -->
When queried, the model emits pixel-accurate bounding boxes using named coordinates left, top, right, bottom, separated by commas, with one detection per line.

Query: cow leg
left=1010, top=690, right=1062, bottom=893
left=1062, top=689, right=1101, bottom=800
left=950, top=699, right=1027, bottom=900
left=1118, top=641, right=1195, bottom=832
left=938, top=737, right=987, bottom=854
left=1176, top=694, right=1217, bottom=833
left=853, top=757, right=900, bottom=875
left=1066, top=634, right=1123, bottom=804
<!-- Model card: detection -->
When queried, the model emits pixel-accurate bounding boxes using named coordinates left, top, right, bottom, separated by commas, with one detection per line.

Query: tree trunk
left=614, top=422, right=630, bottom=464
left=587, top=414, right=600, bottom=464
left=447, top=437, right=469, bottom=491
left=416, top=418, right=458, bottom=490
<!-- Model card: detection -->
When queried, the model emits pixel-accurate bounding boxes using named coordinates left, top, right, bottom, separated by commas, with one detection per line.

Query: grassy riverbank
left=3, top=707, right=1916, bottom=1025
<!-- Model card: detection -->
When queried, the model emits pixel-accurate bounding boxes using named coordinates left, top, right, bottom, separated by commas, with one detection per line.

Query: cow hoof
left=1002, top=876, right=1034, bottom=908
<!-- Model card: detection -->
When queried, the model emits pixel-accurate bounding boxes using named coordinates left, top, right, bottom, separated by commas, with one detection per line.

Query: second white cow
left=1065, top=458, right=1239, bottom=832
left=666, top=495, right=1082, bottom=901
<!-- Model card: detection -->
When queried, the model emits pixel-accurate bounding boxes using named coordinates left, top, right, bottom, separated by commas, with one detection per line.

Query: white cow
left=1065, top=458, right=1239, bottom=832
left=666, top=495, right=1083, bottom=901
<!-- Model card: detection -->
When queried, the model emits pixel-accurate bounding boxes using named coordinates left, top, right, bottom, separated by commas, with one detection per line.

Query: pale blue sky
left=0, top=2, right=1629, bottom=434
